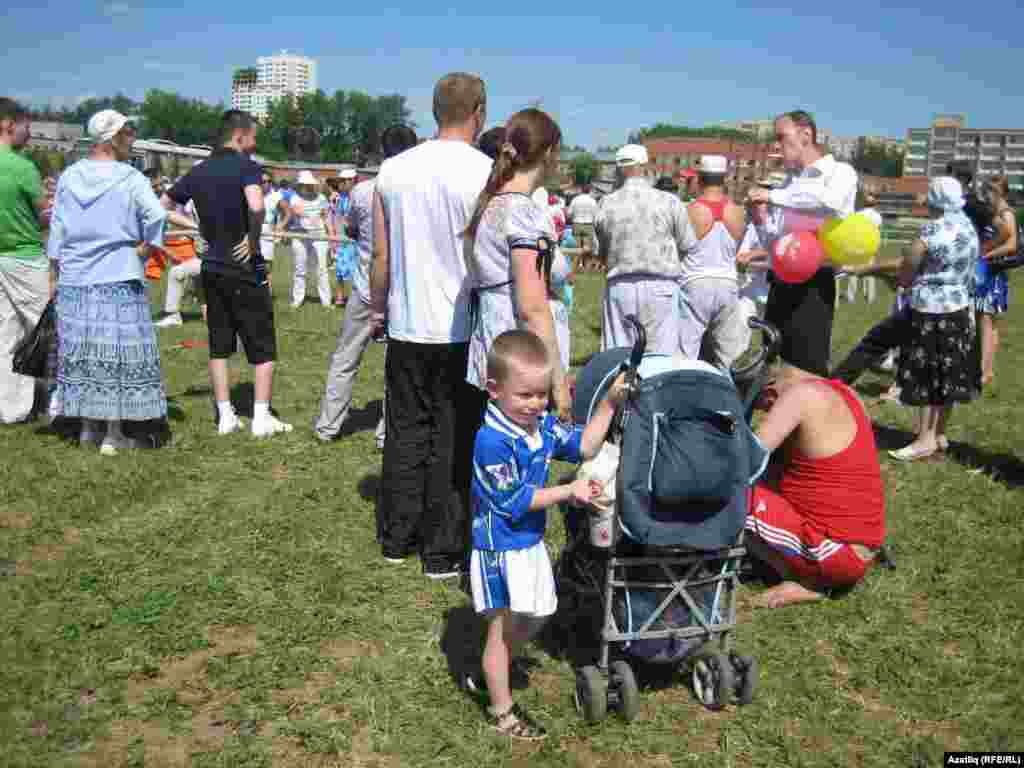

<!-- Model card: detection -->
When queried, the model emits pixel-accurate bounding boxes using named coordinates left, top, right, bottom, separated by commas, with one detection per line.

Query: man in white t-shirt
left=369, top=72, right=492, bottom=579
left=568, top=184, right=598, bottom=269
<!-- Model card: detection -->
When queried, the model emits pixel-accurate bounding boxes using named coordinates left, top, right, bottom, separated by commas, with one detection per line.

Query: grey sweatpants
left=313, top=296, right=385, bottom=444
left=602, top=275, right=681, bottom=355
left=679, top=277, right=749, bottom=371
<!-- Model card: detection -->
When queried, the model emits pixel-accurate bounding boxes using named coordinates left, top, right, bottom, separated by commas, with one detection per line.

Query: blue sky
left=4, top=0, right=1023, bottom=147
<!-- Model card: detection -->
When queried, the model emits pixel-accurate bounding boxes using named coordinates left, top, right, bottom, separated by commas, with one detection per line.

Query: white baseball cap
left=296, top=170, right=319, bottom=186
left=699, top=155, right=728, bottom=174
left=616, top=144, right=649, bottom=167
left=339, top=169, right=357, bottom=180
left=87, top=110, right=132, bottom=143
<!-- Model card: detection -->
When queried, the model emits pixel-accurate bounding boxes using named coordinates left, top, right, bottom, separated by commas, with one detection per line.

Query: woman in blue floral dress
left=975, top=175, right=1017, bottom=387
left=890, top=177, right=979, bottom=461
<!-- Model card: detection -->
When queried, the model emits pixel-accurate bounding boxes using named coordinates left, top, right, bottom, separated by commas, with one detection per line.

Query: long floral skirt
left=50, top=281, right=167, bottom=421
left=897, top=308, right=976, bottom=407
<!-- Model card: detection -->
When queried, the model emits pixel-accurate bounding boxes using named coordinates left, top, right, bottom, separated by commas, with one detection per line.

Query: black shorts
left=201, top=270, right=277, bottom=365
left=765, top=267, right=836, bottom=376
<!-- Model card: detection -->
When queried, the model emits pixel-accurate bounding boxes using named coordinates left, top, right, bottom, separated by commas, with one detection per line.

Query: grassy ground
left=1, top=247, right=1022, bottom=767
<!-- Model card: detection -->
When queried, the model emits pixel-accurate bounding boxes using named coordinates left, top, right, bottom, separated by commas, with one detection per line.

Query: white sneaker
left=290, top=301, right=303, bottom=309
left=99, top=434, right=142, bottom=456
left=218, top=410, right=243, bottom=435
left=252, top=415, right=293, bottom=438
left=155, top=313, right=183, bottom=328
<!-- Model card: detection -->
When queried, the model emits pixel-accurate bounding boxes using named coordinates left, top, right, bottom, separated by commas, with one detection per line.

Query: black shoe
left=423, top=556, right=464, bottom=580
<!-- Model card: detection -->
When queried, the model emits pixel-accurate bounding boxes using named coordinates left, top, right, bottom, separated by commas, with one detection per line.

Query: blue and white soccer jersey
left=469, top=403, right=583, bottom=615
left=470, top=543, right=557, bottom=617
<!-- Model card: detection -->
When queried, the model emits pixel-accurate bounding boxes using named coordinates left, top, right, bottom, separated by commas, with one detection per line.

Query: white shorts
left=470, top=541, right=557, bottom=618
left=260, top=236, right=276, bottom=262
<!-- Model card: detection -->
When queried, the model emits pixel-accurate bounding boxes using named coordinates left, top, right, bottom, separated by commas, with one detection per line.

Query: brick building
left=641, top=138, right=784, bottom=197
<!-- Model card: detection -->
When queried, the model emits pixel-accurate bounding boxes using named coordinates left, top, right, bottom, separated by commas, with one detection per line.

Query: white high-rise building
left=231, top=51, right=317, bottom=119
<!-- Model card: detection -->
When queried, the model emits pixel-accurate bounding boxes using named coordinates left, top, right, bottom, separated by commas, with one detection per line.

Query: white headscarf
left=928, top=176, right=965, bottom=212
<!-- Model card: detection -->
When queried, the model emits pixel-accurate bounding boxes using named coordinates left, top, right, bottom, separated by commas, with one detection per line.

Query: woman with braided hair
left=463, top=108, right=570, bottom=420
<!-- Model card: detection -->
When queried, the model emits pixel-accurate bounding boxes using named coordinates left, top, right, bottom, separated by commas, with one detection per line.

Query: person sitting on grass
left=467, top=329, right=627, bottom=740
left=744, top=361, right=886, bottom=609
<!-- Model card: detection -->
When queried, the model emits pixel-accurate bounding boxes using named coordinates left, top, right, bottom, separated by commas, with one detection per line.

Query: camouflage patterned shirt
left=594, top=178, right=697, bottom=279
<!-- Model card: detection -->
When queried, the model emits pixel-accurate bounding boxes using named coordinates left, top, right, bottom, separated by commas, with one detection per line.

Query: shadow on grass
left=337, top=399, right=383, bottom=438
left=439, top=605, right=486, bottom=691
left=356, top=473, right=380, bottom=503
left=40, top=417, right=173, bottom=448
left=874, top=422, right=1024, bottom=488
left=855, top=380, right=898, bottom=399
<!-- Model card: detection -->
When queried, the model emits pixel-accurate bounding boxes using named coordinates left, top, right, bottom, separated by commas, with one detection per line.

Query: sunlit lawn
left=1, top=246, right=1021, bottom=766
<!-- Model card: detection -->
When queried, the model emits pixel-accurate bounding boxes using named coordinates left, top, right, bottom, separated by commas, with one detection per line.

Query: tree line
left=27, top=88, right=414, bottom=164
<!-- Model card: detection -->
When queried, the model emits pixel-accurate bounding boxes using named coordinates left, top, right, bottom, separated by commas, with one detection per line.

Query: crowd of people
left=0, top=77, right=1016, bottom=738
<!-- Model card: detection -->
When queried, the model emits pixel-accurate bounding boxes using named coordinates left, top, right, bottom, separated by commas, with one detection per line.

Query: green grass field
left=1, top=248, right=1022, bottom=767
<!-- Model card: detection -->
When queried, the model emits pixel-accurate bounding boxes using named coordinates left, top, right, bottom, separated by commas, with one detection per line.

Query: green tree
left=138, top=89, right=223, bottom=146
left=852, top=143, right=904, bottom=178
left=571, top=152, right=597, bottom=185
left=627, top=123, right=755, bottom=143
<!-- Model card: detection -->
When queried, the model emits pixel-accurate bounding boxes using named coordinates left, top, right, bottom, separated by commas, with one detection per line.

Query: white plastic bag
left=576, top=441, right=621, bottom=548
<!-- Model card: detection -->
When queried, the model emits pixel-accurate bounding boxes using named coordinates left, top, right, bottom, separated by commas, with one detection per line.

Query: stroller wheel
left=691, top=651, right=734, bottom=711
left=574, top=666, right=607, bottom=723
left=610, top=661, right=640, bottom=722
left=731, top=653, right=759, bottom=706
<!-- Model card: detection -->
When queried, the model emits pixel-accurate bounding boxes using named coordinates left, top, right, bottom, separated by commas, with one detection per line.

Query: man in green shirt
left=0, top=97, right=52, bottom=423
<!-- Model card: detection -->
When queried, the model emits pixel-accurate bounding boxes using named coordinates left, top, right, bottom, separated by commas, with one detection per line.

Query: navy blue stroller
left=558, top=316, right=780, bottom=722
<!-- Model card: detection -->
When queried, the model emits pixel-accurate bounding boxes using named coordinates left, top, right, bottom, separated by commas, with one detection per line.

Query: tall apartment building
left=231, top=51, right=317, bottom=119
left=904, top=114, right=1024, bottom=190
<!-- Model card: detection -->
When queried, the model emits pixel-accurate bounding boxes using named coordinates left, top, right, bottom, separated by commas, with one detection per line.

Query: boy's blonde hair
left=487, top=330, right=550, bottom=385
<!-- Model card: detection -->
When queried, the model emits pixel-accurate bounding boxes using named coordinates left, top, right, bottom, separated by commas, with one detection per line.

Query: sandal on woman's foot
left=487, top=703, right=547, bottom=741
left=937, top=436, right=949, bottom=452
left=889, top=444, right=937, bottom=462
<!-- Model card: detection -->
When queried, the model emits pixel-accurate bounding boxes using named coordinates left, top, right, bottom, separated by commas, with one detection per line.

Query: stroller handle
left=731, top=317, right=781, bottom=381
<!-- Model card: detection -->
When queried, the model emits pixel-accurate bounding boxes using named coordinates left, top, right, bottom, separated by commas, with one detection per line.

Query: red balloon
left=772, top=231, right=824, bottom=284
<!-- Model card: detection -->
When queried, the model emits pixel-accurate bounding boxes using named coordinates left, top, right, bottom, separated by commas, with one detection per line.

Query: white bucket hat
left=339, top=169, right=357, bottom=180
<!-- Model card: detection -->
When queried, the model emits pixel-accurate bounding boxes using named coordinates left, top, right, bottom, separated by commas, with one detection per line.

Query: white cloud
left=102, top=2, right=131, bottom=17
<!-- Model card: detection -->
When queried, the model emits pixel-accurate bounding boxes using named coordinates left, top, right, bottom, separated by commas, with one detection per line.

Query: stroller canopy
left=573, top=352, right=769, bottom=551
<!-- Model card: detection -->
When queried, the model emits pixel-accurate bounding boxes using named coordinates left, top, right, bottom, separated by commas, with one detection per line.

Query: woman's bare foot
left=751, top=581, right=825, bottom=609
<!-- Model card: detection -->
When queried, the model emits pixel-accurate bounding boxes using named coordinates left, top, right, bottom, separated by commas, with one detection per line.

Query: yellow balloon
left=818, top=213, right=881, bottom=267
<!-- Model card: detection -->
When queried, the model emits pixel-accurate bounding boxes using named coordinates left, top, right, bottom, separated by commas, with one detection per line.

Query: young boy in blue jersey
left=469, top=329, right=628, bottom=739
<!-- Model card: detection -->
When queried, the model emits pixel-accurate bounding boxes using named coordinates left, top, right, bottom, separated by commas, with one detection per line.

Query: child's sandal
left=488, top=703, right=547, bottom=741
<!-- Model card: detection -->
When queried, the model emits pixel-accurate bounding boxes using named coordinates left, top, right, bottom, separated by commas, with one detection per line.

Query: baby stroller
left=558, top=316, right=780, bottom=722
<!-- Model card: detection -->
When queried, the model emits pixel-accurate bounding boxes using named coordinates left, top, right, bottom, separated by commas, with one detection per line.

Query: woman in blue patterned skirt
left=46, top=110, right=168, bottom=455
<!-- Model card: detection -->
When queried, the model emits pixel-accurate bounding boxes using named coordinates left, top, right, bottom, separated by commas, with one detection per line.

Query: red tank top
left=777, top=380, right=886, bottom=547
left=695, top=197, right=727, bottom=223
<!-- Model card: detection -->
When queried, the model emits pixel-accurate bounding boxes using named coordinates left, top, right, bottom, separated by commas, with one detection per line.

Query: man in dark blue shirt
left=162, top=110, right=292, bottom=437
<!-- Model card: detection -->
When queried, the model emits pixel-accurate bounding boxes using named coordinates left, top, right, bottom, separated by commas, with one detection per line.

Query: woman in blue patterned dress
left=889, top=177, right=978, bottom=462
left=975, top=175, right=1017, bottom=387
left=331, top=171, right=358, bottom=307
left=46, top=110, right=168, bottom=455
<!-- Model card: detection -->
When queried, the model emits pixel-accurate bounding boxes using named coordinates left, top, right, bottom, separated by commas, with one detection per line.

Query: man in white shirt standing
left=567, top=184, right=598, bottom=270
left=369, top=73, right=492, bottom=578
left=594, top=144, right=697, bottom=355
left=748, top=110, right=858, bottom=376
left=678, top=155, right=749, bottom=370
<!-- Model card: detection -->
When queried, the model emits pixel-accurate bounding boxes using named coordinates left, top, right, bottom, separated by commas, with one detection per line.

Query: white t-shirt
left=569, top=193, right=598, bottom=224
left=532, top=186, right=549, bottom=208
left=375, top=139, right=492, bottom=344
